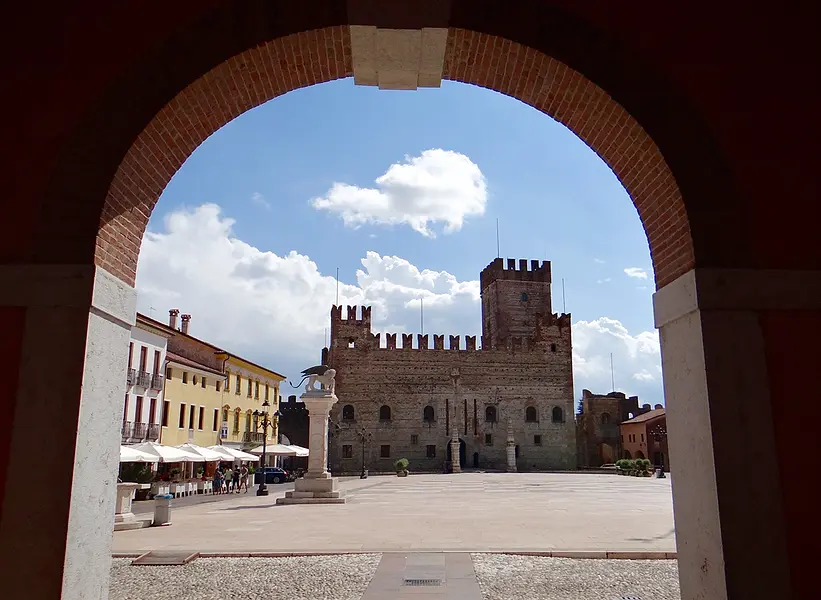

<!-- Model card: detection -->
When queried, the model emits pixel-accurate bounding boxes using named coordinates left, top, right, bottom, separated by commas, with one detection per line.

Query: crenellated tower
left=329, top=305, right=372, bottom=350
left=480, top=258, right=553, bottom=348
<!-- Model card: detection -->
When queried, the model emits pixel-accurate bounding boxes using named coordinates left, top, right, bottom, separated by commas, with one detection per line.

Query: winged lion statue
left=290, top=364, right=336, bottom=394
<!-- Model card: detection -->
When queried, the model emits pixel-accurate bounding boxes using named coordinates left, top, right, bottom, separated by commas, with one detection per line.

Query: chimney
left=168, top=308, right=180, bottom=329
left=180, top=314, right=191, bottom=335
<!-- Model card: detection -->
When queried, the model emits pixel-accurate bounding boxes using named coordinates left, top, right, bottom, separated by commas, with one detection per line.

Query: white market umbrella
left=175, top=443, right=224, bottom=462
left=120, top=445, right=160, bottom=463
left=248, top=444, right=297, bottom=456
left=284, top=445, right=309, bottom=457
left=130, top=441, right=201, bottom=463
left=205, top=445, right=259, bottom=461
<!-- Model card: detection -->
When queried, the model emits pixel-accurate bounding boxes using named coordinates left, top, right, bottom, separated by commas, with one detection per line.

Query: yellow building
left=138, top=311, right=287, bottom=455
left=217, top=353, right=286, bottom=456
left=159, top=352, right=228, bottom=448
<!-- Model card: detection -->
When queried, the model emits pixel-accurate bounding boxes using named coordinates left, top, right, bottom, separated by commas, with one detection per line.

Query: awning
left=205, top=445, right=259, bottom=461
left=175, top=443, right=225, bottom=462
left=284, top=445, right=309, bottom=457
left=129, top=441, right=201, bottom=463
left=248, top=443, right=298, bottom=456
left=120, top=445, right=160, bottom=463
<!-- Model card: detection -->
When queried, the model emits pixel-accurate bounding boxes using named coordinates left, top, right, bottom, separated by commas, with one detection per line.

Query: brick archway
left=2, top=3, right=816, bottom=600
left=97, top=26, right=691, bottom=288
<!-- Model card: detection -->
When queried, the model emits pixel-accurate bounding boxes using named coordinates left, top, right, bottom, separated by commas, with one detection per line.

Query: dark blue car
left=254, top=467, right=290, bottom=484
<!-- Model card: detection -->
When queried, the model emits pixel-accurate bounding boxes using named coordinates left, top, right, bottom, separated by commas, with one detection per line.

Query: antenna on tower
left=496, top=218, right=500, bottom=259
left=610, top=353, right=616, bottom=392
left=420, top=296, right=424, bottom=335
left=561, top=278, right=566, bottom=313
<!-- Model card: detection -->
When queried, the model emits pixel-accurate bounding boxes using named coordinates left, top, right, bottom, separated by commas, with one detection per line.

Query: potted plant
left=197, top=466, right=205, bottom=480
left=169, top=467, right=182, bottom=482
left=394, top=458, right=409, bottom=477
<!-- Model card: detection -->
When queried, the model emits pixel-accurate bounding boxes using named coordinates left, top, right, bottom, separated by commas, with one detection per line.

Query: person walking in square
left=239, top=464, right=249, bottom=493
left=213, top=468, right=223, bottom=495
left=232, top=464, right=241, bottom=493
left=224, top=466, right=233, bottom=493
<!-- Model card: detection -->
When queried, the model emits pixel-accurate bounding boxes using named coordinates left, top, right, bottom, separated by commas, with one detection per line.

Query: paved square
left=112, top=473, right=675, bottom=553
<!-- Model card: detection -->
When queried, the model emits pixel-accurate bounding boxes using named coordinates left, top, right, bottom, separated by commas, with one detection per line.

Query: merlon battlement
left=330, top=305, right=372, bottom=325
left=479, top=257, right=551, bottom=291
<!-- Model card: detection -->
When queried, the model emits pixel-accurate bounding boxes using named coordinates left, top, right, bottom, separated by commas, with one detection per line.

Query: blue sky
left=138, top=79, right=661, bottom=404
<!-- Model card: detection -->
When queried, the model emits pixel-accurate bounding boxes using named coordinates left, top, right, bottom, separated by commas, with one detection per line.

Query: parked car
left=254, top=467, right=290, bottom=484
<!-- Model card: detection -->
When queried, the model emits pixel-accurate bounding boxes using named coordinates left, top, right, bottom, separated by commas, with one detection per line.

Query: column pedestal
left=506, top=419, right=517, bottom=473
left=449, top=428, right=461, bottom=474
left=276, top=390, right=346, bottom=505
left=113, top=483, right=148, bottom=531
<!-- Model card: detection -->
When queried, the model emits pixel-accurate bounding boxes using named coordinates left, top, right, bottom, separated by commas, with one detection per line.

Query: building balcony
left=132, top=422, right=147, bottom=440
left=150, top=373, right=164, bottom=390
left=121, top=421, right=133, bottom=442
left=136, top=371, right=150, bottom=388
left=243, top=432, right=265, bottom=444
left=126, top=368, right=136, bottom=386
left=146, top=423, right=160, bottom=442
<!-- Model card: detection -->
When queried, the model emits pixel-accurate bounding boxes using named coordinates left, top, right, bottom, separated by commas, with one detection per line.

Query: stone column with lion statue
left=276, top=365, right=346, bottom=505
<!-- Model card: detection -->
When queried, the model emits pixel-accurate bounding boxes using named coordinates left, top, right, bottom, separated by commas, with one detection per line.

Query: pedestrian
left=213, top=468, right=223, bottom=495
left=239, top=464, right=249, bottom=493
left=224, top=466, right=233, bottom=493
left=232, top=464, right=241, bottom=493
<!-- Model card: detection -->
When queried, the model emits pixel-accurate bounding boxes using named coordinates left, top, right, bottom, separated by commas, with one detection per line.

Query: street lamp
left=252, top=400, right=279, bottom=497
left=357, top=427, right=373, bottom=479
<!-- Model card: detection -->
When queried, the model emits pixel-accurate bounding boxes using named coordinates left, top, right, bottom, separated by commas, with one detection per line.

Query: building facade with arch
left=327, top=257, right=576, bottom=472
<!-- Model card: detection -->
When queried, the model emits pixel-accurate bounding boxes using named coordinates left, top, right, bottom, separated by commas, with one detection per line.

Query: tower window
left=520, top=292, right=528, bottom=302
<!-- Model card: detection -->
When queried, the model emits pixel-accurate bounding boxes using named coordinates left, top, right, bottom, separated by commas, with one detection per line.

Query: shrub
left=119, top=463, right=154, bottom=484
left=394, top=458, right=409, bottom=472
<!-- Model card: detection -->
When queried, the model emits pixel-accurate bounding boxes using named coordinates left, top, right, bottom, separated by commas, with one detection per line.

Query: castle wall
left=327, top=302, right=576, bottom=473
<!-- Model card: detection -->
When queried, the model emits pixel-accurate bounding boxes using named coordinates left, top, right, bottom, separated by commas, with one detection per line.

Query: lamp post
left=252, top=400, right=279, bottom=497
left=358, top=427, right=372, bottom=479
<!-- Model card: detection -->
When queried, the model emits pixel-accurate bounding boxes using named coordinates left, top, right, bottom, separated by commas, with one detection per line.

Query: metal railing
left=136, top=371, right=150, bottom=387
left=150, top=373, right=164, bottom=390
left=243, top=431, right=265, bottom=443
left=147, top=423, right=161, bottom=441
left=126, top=368, right=136, bottom=386
left=121, top=421, right=133, bottom=441
left=132, top=422, right=147, bottom=440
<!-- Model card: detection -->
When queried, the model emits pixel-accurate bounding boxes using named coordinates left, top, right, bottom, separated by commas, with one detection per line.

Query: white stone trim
left=654, top=267, right=821, bottom=327
left=350, top=25, right=447, bottom=90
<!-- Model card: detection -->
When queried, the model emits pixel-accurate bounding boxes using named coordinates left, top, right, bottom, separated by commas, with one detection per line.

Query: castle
left=325, top=258, right=577, bottom=473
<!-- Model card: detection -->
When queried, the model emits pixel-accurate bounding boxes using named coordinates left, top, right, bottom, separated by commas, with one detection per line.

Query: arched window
left=551, top=406, right=563, bottom=423
left=485, top=406, right=497, bottom=423
left=601, top=412, right=611, bottom=425
left=525, top=406, right=538, bottom=422
left=379, top=405, right=392, bottom=421
left=233, top=408, right=241, bottom=432
left=245, top=411, right=252, bottom=432
left=423, top=405, right=435, bottom=422
left=342, top=404, right=355, bottom=421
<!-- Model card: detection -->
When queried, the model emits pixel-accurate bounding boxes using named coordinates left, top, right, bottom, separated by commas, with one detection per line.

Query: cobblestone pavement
left=473, top=554, right=680, bottom=600
left=113, top=473, right=675, bottom=554
left=109, top=554, right=681, bottom=600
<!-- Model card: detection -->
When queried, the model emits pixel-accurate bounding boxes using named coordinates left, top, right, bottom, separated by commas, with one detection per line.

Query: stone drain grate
left=403, top=579, right=442, bottom=587
left=618, top=596, right=642, bottom=600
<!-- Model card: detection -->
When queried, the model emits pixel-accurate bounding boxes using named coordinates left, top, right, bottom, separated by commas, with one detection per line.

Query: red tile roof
left=621, top=408, right=665, bottom=424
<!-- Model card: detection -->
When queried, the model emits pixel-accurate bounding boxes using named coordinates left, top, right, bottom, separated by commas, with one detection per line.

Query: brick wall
left=327, top=259, right=576, bottom=474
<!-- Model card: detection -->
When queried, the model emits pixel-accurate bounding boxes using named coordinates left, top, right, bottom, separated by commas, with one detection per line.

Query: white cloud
left=571, top=317, right=662, bottom=402
left=624, top=267, right=648, bottom=279
left=250, top=192, right=270, bottom=210
left=596, top=278, right=611, bottom=284
left=136, top=204, right=662, bottom=404
left=593, top=258, right=605, bottom=264
left=311, top=149, right=487, bottom=237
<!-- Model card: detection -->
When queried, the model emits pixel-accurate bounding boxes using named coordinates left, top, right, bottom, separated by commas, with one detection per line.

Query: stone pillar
left=450, top=427, right=461, bottom=474
left=449, top=368, right=461, bottom=473
left=506, top=418, right=517, bottom=473
left=0, top=265, right=136, bottom=600
left=653, top=268, right=817, bottom=600
left=113, top=483, right=139, bottom=530
left=276, top=389, right=346, bottom=504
